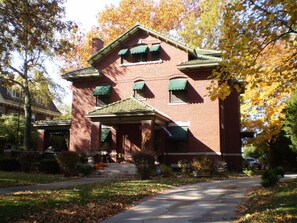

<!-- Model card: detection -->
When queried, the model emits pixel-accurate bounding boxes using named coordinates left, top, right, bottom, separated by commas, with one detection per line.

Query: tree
left=209, top=0, right=297, bottom=99
left=178, top=0, right=227, bottom=49
left=284, top=86, right=297, bottom=153
left=0, top=0, right=74, bottom=150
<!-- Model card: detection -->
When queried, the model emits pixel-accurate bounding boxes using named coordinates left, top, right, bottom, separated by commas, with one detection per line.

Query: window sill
left=168, top=102, right=188, bottom=106
left=120, top=60, right=162, bottom=67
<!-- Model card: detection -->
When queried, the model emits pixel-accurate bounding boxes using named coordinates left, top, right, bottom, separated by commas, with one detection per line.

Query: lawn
left=0, top=177, right=209, bottom=223
left=0, top=171, right=71, bottom=188
left=235, top=178, right=297, bottom=223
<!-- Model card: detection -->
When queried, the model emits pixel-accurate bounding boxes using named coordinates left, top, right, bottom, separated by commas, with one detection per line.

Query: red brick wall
left=69, top=32, right=221, bottom=156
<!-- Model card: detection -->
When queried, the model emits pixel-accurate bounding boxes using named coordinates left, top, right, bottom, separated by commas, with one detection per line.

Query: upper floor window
left=131, top=45, right=148, bottom=62
left=92, top=84, right=112, bottom=107
left=133, top=80, right=146, bottom=100
left=168, top=78, right=188, bottom=104
left=9, top=88, right=21, bottom=98
left=118, top=48, right=129, bottom=64
left=150, top=44, right=160, bottom=61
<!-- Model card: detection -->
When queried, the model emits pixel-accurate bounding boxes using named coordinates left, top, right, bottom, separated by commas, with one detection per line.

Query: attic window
left=118, top=48, right=129, bottom=64
left=131, top=45, right=148, bottom=62
left=150, top=44, right=160, bottom=61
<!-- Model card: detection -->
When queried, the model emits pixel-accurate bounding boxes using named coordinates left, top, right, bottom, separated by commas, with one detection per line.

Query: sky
left=53, top=0, right=121, bottom=109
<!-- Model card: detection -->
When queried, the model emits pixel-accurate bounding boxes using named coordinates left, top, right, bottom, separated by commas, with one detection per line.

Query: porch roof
left=86, top=97, right=172, bottom=125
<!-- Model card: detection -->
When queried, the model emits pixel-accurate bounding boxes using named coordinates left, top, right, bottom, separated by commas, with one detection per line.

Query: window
left=9, top=88, right=21, bottom=98
left=167, top=126, right=188, bottom=152
left=130, top=45, right=148, bottom=62
left=168, top=78, right=188, bottom=103
left=150, top=44, right=160, bottom=61
left=118, top=48, right=129, bottom=64
left=133, top=81, right=145, bottom=99
left=92, top=85, right=112, bottom=107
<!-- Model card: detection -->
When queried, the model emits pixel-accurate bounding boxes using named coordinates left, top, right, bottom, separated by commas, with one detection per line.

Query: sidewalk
left=0, top=177, right=110, bottom=194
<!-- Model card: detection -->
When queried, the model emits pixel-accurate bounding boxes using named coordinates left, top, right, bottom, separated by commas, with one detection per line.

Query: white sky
left=65, top=0, right=121, bottom=30
left=53, top=0, right=121, bottom=108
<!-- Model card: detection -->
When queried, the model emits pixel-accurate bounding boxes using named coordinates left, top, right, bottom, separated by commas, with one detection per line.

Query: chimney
left=91, top=38, right=104, bottom=54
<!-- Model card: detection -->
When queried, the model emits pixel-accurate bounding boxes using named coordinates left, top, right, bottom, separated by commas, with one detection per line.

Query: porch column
left=141, top=119, right=155, bottom=151
left=36, top=129, right=45, bottom=152
left=91, top=122, right=100, bottom=151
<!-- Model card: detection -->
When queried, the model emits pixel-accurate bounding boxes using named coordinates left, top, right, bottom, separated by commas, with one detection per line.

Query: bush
left=56, top=151, right=80, bottom=177
left=158, top=164, right=174, bottom=177
left=39, top=158, right=60, bottom=174
left=132, top=151, right=155, bottom=179
left=78, top=164, right=93, bottom=176
left=212, top=160, right=228, bottom=173
left=18, top=151, right=39, bottom=172
left=273, top=166, right=285, bottom=178
left=177, top=159, right=192, bottom=176
left=261, top=169, right=279, bottom=187
left=192, top=155, right=212, bottom=173
left=0, top=156, right=20, bottom=171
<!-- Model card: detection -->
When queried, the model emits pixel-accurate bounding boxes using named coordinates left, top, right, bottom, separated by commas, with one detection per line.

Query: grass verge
left=0, top=177, right=210, bottom=223
left=235, top=178, right=297, bottom=223
left=0, top=171, right=71, bottom=188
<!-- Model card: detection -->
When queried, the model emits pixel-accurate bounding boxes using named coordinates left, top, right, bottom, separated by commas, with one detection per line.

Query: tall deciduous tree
left=283, top=86, right=297, bottom=153
left=0, top=0, right=73, bottom=150
left=210, top=0, right=297, bottom=99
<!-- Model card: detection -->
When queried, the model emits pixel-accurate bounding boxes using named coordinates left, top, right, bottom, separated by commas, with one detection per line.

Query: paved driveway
left=101, top=177, right=260, bottom=223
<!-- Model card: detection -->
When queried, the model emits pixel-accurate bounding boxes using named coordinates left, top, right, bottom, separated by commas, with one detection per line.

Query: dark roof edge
left=62, top=67, right=100, bottom=81
left=88, top=24, right=196, bottom=65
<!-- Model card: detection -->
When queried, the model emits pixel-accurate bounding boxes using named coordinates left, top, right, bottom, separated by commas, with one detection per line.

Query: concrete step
left=88, top=163, right=137, bottom=178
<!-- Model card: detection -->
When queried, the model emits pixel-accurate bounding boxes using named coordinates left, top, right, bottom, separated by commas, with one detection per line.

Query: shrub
left=132, top=151, right=155, bottom=179
left=212, top=160, right=228, bottom=173
left=0, top=156, right=20, bottom=171
left=261, top=169, right=279, bottom=187
left=273, top=166, right=285, bottom=178
left=177, top=159, right=192, bottom=176
left=39, top=158, right=60, bottom=174
left=78, top=164, right=93, bottom=176
left=18, top=151, right=39, bottom=172
left=158, top=164, right=174, bottom=177
left=192, top=155, right=212, bottom=173
left=56, top=151, right=80, bottom=177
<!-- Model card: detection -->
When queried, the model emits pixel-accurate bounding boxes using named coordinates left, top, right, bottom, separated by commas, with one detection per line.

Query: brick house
left=38, top=24, right=242, bottom=169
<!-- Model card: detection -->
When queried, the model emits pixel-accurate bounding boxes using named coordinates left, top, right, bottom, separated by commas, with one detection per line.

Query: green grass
left=0, top=171, right=71, bottom=188
left=236, top=178, right=297, bottom=223
left=0, top=177, right=209, bottom=223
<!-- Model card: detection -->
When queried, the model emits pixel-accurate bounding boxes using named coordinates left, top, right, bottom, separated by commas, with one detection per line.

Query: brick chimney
left=91, top=38, right=104, bottom=54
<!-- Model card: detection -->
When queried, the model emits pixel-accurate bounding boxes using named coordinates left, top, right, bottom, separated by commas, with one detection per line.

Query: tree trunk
left=23, top=85, right=32, bottom=150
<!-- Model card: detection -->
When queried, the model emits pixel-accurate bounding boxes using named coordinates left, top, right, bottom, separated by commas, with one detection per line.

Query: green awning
left=168, top=79, right=187, bottom=91
left=118, top=48, right=129, bottom=56
left=130, top=45, right=148, bottom=54
left=150, top=44, right=160, bottom=52
left=133, top=81, right=145, bottom=90
left=93, top=85, right=112, bottom=96
left=168, top=126, right=188, bottom=141
left=101, top=128, right=111, bottom=142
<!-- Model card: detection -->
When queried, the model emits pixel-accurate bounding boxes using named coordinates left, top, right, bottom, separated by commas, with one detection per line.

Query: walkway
left=101, top=174, right=297, bottom=223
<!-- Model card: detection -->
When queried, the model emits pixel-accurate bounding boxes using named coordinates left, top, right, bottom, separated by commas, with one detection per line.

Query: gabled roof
left=88, top=24, right=197, bottom=65
left=86, top=97, right=171, bottom=125
left=62, top=67, right=100, bottom=81
left=0, top=85, right=60, bottom=116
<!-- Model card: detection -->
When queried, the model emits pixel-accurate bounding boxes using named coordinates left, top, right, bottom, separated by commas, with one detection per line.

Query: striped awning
left=93, top=85, right=112, bottom=96
left=133, top=81, right=145, bottom=90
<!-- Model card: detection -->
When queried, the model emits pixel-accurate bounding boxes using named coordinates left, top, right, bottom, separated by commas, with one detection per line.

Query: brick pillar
left=141, top=120, right=155, bottom=151
left=91, top=122, right=100, bottom=152
left=36, top=129, right=45, bottom=152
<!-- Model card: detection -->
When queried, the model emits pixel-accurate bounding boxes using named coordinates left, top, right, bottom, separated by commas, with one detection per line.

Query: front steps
left=89, top=163, right=137, bottom=178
